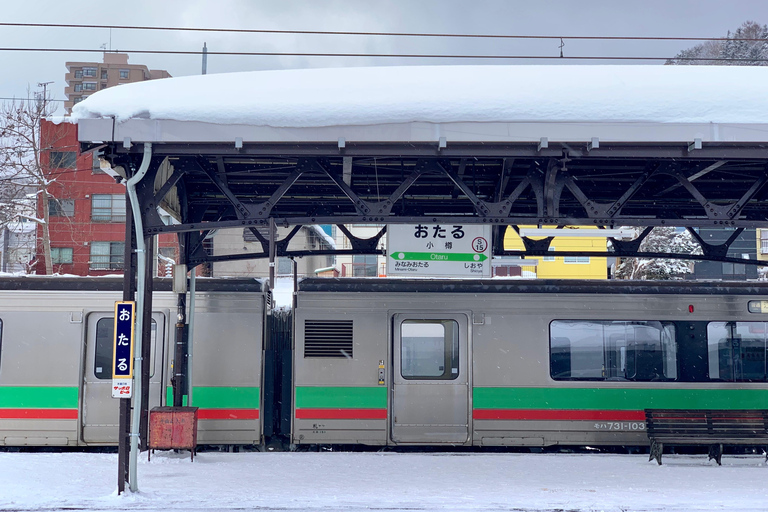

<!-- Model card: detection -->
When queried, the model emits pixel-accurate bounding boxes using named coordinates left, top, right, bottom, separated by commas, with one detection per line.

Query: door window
left=93, top=317, right=158, bottom=379
left=400, top=320, right=459, bottom=380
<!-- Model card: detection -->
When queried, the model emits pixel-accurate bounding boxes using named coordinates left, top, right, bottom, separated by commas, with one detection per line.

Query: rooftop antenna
left=202, top=42, right=208, bottom=75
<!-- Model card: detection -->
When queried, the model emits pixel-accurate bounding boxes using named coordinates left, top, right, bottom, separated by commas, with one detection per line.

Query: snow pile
left=2, top=451, right=768, bottom=511
left=70, top=65, right=768, bottom=127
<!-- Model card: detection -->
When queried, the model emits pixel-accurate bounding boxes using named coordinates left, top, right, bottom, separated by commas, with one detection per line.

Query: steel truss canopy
left=73, top=64, right=768, bottom=266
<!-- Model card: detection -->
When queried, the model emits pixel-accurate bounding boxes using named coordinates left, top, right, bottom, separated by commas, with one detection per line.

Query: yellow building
left=504, top=226, right=608, bottom=279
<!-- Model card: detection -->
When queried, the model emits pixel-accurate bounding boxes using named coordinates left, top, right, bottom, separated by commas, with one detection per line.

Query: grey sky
left=2, top=0, right=766, bottom=114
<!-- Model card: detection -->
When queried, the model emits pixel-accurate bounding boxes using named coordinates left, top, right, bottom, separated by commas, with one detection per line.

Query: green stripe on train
left=165, top=386, right=260, bottom=408
left=473, top=387, right=768, bottom=410
left=0, top=386, right=78, bottom=408
left=295, top=386, right=387, bottom=409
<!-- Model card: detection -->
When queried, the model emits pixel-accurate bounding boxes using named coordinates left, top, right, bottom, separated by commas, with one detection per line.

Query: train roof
left=0, top=276, right=265, bottom=293
left=297, top=278, right=768, bottom=295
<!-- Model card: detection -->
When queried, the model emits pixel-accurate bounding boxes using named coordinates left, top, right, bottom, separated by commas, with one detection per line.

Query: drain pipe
left=126, top=142, right=152, bottom=492
left=187, top=271, right=196, bottom=406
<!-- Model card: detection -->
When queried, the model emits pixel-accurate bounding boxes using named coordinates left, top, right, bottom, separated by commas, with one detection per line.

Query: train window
left=93, top=318, right=158, bottom=380
left=550, top=320, right=677, bottom=381
left=707, top=322, right=768, bottom=382
left=400, top=320, right=459, bottom=380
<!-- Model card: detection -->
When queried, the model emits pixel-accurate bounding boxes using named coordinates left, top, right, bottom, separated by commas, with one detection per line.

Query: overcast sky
left=2, top=0, right=766, bottom=114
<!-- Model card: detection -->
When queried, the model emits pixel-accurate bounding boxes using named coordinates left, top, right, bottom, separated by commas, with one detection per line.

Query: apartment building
left=36, top=119, right=178, bottom=275
left=64, top=53, right=171, bottom=113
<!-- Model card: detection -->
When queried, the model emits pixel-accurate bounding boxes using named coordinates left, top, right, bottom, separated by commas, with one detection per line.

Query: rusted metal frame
left=437, top=160, right=495, bottom=217
left=508, top=225, right=555, bottom=254
left=215, top=156, right=230, bottom=188
left=563, top=165, right=658, bottom=220
left=336, top=224, right=387, bottom=253
left=543, top=158, right=567, bottom=219
left=659, top=160, right=728, bottom=195
left=134, top=160, right=169, bottom=235
left=665, top=166, right=763, bottom=221
left=315, top=159, right=426, bottom=218
left=188, top=247, right=384, bottom=267
left=451, top=159, right=468, bottom=199
left=152, top=167, right=184, bottom=206
left=686, top=226, right=745, bottom=260
left=608, top=226, right=655, bottom=257
left=246, top=164, right=309, bottom=219
left=724, top=173, right=768, bottom=219
left=194, top=155, right=251, bottom=220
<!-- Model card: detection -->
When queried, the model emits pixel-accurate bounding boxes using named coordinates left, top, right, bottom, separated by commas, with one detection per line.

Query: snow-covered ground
left=2, top=450, right=768, bottom=511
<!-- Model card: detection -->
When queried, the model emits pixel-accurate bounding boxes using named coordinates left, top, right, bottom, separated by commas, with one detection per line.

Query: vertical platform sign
left=112, top=301, right=136, bottom=399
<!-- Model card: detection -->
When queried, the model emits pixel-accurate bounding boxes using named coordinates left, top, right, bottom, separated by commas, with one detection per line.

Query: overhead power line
left=1, top=47, right=767, bottom=63
left=1, top=22, right=766, bottom=43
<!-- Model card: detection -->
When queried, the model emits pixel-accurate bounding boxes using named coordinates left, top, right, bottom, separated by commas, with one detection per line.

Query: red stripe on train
left=296, top=408, right=387, bottom=420
left=0, top=408, right=78, bottom=420
left=198, top=409, right=259, bottom=420
left=473, top=409, right=645, bottom=421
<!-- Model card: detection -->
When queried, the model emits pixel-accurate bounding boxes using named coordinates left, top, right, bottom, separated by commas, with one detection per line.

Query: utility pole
left=202, top=43, right=208, bottom=75
left=37, top=81, right=54, bottom=111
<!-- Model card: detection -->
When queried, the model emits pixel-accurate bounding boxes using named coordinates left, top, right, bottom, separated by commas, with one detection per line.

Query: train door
left=82, top=312, right=166, bottom=443
left=391, top=313, right=469, bottom=444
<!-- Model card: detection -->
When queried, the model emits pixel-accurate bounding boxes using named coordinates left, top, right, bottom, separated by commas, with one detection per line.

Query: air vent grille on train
left=304, top=320, right=353, bottom=358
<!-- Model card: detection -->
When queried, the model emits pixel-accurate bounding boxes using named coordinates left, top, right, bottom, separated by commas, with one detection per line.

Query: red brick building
left=37, top=119, right=178, bottom=275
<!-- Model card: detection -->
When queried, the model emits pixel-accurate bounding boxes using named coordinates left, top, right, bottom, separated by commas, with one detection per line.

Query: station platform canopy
left=70, top=64, right=768, bottom=264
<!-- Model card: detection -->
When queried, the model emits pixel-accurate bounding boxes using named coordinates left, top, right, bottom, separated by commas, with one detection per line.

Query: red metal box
left=149, top=406, right=199, bottom=461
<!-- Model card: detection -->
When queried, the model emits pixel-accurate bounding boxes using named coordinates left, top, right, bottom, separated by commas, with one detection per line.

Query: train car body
left=292, top=278, right=768, bottom=447
left=0, top=277, right=266, bottom=447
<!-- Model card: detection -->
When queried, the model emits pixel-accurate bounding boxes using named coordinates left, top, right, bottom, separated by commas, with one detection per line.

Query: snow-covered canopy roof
left=74, top=65, right=768, bottom=144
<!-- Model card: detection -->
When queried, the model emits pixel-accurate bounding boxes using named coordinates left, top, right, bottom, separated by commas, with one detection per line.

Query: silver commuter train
left=293, top=278, right=768, bottom=447
left=0, top=277, right=267, bottom=446
left=2, top=276, right=768, bottom=448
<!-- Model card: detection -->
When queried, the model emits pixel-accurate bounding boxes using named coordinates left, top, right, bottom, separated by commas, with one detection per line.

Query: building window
left=352, top=255, right=378, bottom=276
left=90, top=241, right=125, bottom=270
left=564, top=256, right=590, bottom=264
left=51, top=247, right=74, bottom=264
left=74, top=69, right=83, bottom=79
left=49, top=151, right=77, bottom=169
left=74, top=83, right=83, bottom=92
left=82, top=67, right=97, bottom=78
left=119, top=69, right=130, bottom=79
left=83, top=82, right=97, bottom=91
left=48, top=198, right=74, bottom=217
left=101, top=68, right=108, bottom=80
left=72, top=96, right=85, bottom=105
left=277, top=257, right=293, bottom=275
left=91, top=194, right=126, bottom=222
left=100, top=82, right=108, bottom=90
left=543, top=246, right=555, bottom=262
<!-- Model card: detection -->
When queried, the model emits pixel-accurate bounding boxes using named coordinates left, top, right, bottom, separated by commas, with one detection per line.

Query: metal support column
left=173, top=232, right=188, bottom=407
left=118, top=193, right=137, bottom=494
left=268, top=218, right=276, bottom=291
left=139, top=235, right=154, bottom=448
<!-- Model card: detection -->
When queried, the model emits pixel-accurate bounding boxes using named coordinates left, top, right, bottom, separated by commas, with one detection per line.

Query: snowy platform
left=2, top=450, right=767, bottom=511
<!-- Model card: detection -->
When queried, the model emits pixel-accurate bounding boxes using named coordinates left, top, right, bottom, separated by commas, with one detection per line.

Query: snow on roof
left=72, top=65, right=768, bottom=127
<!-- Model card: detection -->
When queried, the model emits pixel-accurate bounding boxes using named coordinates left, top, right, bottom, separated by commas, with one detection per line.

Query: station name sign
left=387, top=224, right=492, bottom=278
left=111, top=301, right=136, bottom=399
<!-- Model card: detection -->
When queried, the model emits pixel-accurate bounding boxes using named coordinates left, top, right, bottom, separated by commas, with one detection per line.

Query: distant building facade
left=36, top=119, right=178, bottom=275
left=64, top=53, right=171, bottom=114
left=690, top=227, right=758, bottom=280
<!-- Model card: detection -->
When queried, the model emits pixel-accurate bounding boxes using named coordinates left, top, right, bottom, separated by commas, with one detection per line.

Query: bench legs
left=707, top=444, right=723, bottom=465
left=649, top=440, right=663, bottom=465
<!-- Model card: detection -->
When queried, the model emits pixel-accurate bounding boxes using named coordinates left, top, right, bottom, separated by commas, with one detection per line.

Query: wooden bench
left=645, top=409, right=768, bottom=465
